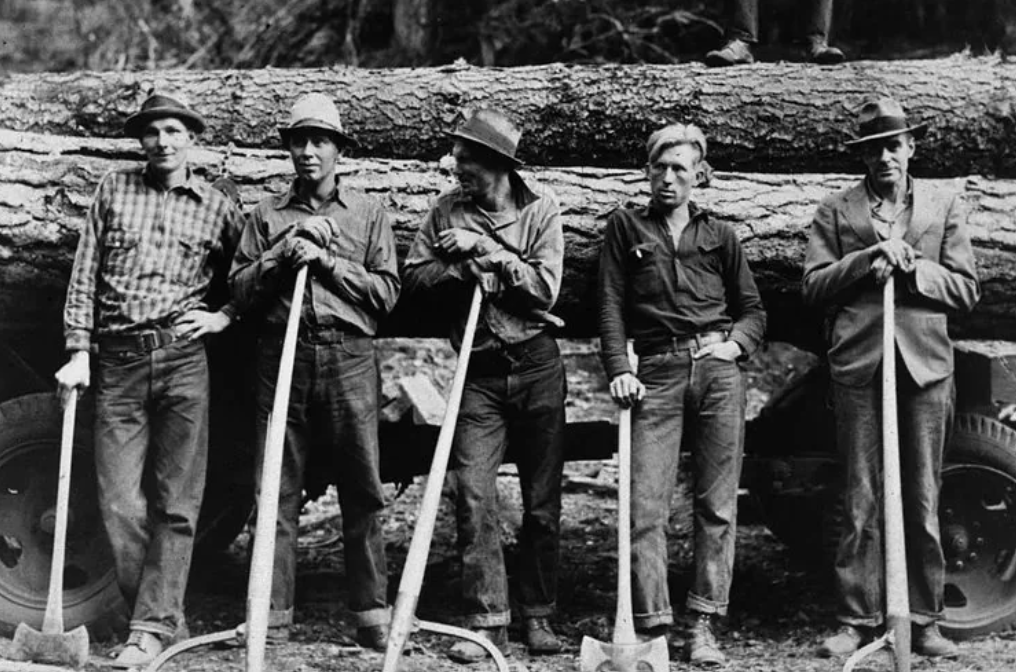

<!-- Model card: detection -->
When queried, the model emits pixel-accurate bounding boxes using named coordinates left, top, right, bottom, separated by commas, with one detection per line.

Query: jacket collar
left=846, top=176, right=931, bottom=247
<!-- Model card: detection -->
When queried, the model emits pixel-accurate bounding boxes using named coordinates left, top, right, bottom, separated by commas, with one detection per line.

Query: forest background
left=2, top=0, right=1015, bottom=74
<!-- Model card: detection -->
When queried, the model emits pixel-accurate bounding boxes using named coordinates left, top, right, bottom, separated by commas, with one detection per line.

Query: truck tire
left=940, top=412, right=1016, bottom=640
left=0, top=393, right=127, bottom=639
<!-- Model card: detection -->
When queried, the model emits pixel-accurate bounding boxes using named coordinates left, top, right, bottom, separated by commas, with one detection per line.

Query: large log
left=2, top=130, right=1013, bottom=367
left=0, top=58, right=1014, bottom=175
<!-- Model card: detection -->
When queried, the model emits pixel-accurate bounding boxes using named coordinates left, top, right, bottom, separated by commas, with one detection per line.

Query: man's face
left=140, top=117, right=193, bottom=177
left=647, top=143, right=698, bottom=212
left=452, top=141, right=499, bottom=201
left=861, top=133, right=915, bottom=193
left=287, top=131, right=340, bottom=184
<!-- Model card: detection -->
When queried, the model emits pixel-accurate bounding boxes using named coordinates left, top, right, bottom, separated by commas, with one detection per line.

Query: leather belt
left=638, top=331, right=728, bottom=357
left=98, top=326, right=180, bottom=354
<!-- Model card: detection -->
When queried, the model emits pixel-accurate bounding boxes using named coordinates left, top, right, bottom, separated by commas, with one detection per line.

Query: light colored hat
left=278, top=93, right=357, bottom=147
left=448, top=108, right=523, bottom=167
left=845, top=97, right=927, bottom=146
left=646, top=123, right=707, bottom=163
left=123, top=93, right=206, bottom=138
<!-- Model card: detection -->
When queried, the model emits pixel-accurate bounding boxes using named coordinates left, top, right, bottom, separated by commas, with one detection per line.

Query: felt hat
left=845, top=97, right=927, bottom=146
left=448, top=108, right=523, bottom=167
left=278, top=93, right=358, bottom=147
left=123, top=92, right=206, bottom=138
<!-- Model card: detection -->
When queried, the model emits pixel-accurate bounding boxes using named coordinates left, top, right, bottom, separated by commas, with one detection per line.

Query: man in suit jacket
left=803, top=97, right=979, bottom=659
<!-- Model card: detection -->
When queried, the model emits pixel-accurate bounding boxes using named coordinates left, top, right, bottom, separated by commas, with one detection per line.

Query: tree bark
left=1, top=58, right=1014, bottom=175
left=2, top=130, right=1013, bottom=363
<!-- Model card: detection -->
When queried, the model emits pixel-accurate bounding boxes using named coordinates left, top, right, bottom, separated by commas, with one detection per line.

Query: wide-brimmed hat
left=123, top=93, right=206, bottom=138
left=448, top=108, right=523, bottom=167
left=278, top=93, right=358, bottom=147
left=845, top=97, right=927, bottom=146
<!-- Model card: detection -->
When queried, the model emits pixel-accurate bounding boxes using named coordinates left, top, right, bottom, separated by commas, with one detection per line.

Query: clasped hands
left=434, top=228, right=502, bottom=294
left=870, top=239, right=920, bottom=285
left=276, top=216, right=336, bottom=271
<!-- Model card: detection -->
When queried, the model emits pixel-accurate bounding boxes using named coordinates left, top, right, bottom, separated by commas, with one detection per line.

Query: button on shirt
left=63, top=167, right=243, bottom=352
left=403, top=172, right=564, bottom=350
left=597, top=202, right=766, bottom=380
left=228, top=180, right=400, bottom=335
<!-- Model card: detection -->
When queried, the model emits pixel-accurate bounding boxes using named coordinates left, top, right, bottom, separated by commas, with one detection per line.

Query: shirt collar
left=452, top=170, right=540, bottom=210
left=641, top=199, right=707, bottom=225
left=864, top=175, right=913, bottom=208
left=142, top=165, right=205, bottom=201
left=275, top=177, right=347, bottom=210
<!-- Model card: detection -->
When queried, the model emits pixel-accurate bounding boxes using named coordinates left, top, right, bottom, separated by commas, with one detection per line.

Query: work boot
left=112, top=630, right=164, bottom=669
left=356, top=624, right=389, bottom=653
left=705, top=39, right=754, bottom=67
left=687, top=614, right=726, bottom=668
left=225, top=622, right=290, bottom=647
left=817, top=624, right=867, bottom=657
left=635, top=624, right=669, bottom=643
left=806, top=37, right=845, bottom=64
left=913, top=623, right=959, bottom=658
left=524, top=617, right=563, bottom=654
left=447, top=626, right=507, bottom=664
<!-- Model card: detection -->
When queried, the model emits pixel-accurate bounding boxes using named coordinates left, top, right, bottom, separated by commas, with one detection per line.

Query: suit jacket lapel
left=903, top=179, right=934, bottom=247
left=844, top=181, right=879, bottom=248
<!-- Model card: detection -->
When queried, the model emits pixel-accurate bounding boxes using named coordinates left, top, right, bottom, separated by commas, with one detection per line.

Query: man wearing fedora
left=55, top=92, right=243, bottom=667
left=804, top=97, right=979, bottom=658
left=229, top=92, right=399, bottom=651
left=598, top=123, right=765, bottom=667
left=404, top=108, right=566, bottom=662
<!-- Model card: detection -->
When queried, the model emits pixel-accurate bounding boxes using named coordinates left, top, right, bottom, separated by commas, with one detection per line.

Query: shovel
left=245, top=265, right=308, bottom=672
left=383, top=285, right=507, bottom=672
left=9, top=388, right=90, bottom=668
left=844, top=273, right=911, bottom=672
left=579, top=394, right=668, bottom=672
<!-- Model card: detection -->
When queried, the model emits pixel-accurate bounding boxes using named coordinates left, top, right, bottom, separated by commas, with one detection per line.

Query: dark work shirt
left=597, top=202, right=766, bottom=380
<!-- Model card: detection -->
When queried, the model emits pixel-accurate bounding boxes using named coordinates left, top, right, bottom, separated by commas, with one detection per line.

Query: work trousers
left=254, top=334, right=389, bottom=628
left=726, top=0, right=834, bottom=42
left=94, top=337, right=209, bottom=640
left=453, top=333, right=566, bottom=628
left=831, top=363, right=953, bottom=627
left=630, top=350, right=745, bottom=628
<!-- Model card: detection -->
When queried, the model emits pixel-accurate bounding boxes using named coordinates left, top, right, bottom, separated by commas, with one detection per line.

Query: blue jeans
left=453, top=333, right=566, bottom=628
left=831, top=364, right=953, bottom=628
left=727, top=0, right=834, bottom=41
left=94, top=337, right=209, bottom=639
left=254, top=333, right=388, bottom=628
left=630, top=350, right=745, bottom=628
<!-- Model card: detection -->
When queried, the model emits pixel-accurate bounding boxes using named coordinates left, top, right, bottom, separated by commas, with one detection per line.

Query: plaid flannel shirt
left=63, top=166, right=243, bottom=352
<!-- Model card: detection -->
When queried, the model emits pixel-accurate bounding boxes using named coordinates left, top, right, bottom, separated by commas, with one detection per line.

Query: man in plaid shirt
left=55, top=93, right=242, bottom=668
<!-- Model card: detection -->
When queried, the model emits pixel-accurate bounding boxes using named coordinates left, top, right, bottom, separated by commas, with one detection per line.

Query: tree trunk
left=1, top=58, right=1013, bottom=175
left=2, top=130, right=1013, bottom=363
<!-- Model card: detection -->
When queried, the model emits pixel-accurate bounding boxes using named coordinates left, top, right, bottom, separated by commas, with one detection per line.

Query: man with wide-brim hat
left=56, top=91, right=243, bottom=668
left=804, top=96, right=979, bottom=660
left=230, top=92, right=399, bottom=651
left=404, top=108, right=567, bottom=662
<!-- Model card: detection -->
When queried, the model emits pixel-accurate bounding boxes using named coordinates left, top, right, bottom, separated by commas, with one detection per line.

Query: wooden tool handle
left=42, top=388, right=77, bottom=635
left=613, top=406, right=637, bottom=644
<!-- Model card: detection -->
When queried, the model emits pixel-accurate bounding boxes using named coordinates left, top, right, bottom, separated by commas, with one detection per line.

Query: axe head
left=579, top=635, right=669, bottom=672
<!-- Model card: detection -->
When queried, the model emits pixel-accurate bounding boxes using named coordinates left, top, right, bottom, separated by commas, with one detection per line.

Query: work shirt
left=229, top=179, right=400, bottom=335
left=597, top=202, right=766, bottom=380
left=866, top=176, right=913, bottom=240
left=403, top=172, right=564, bottom=350
left=63, top=166, right=243, bottom=352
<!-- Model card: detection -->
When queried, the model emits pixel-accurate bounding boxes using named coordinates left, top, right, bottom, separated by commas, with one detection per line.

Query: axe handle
left=382, top=284, right=484, bottom=672
left=42, top=388, right=77, bottom=635
left=246, top=266, right=308, bottom=672
left=882, top=274, right=911, bottom=672
left=614, top=405, right=637, bottom=644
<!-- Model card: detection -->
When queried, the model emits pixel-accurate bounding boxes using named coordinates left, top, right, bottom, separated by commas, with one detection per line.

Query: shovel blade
left=579, top=635, right=668, bottom=672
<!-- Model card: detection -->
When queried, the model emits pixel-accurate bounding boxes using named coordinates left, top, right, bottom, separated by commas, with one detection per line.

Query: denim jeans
left=254, top=333, right=388, bottom=628
left=630, top=349, right=745, bottom=628
left=831, top=364, right=953, bottom=627
left=453, top=333, right=566, bottom=628
left=94, top=337, right=209, bottom=639
left=727, top=0, right=834, bottom=42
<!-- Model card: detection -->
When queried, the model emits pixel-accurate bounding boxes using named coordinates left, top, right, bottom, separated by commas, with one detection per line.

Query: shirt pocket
left=628, top=242, right=664, bottom=300
left=102, top=229, right=140, bottom=274
left=680, top=240, right=725, bottom=302
left=174, top=234, right=214, bottom=284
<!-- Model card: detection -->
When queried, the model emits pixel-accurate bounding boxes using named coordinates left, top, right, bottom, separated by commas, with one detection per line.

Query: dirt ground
left=5, top=341, right=1016, bottom=671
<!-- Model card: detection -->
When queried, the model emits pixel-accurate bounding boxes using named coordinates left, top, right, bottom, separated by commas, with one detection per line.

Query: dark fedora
left=123, top=93, right=206, bottom=138
left=845, top=96, right=927, bottom=146
left=278, top=93, right=358, bottom=147
left=448, top=108, right=523, bottom=167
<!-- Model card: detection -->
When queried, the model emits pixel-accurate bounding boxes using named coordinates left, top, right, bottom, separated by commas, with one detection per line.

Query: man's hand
left=465, top=260, right=501, bottom=295
left=176, top=310, right=232, bottom=340
left=55, top=351, right=90, bottom=408
left=609, top=372, right=645, bottom=409
left=693, top=340, right=743, bottom=362
left=871, top=256, right=894, bottom=285
left=295, top=216, right=336, bottom=247
left=289, top=238, right=329, bottom=271
left=436, top=229, right=485, bottom=256
left=870, top=239, right=918, bottom=273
